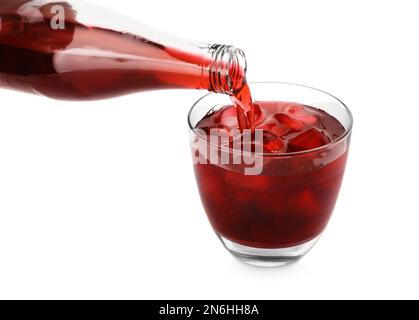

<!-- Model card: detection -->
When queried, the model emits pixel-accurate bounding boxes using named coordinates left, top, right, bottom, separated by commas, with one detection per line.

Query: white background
left=0, top=0, right=418, bottom=300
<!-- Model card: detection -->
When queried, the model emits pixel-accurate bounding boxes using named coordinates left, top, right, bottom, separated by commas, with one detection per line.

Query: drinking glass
left=188, top=82, right=353, bottom=266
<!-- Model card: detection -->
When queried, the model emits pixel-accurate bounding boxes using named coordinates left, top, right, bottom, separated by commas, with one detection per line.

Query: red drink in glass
left=189, top=83, right=352, bottom=266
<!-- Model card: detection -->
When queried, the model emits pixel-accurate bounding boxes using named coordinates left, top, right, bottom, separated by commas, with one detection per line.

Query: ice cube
left=284, top=104, right=304, bottom=114
left=287, top=128, right=327, bottom=152
left=224, top=169, right=274, bottom=192
left=283, top=104, right=318, bottom=125
left=294, top=188, right=320, bottom=215
left=230, top=129, right=284, bottom=154
left=294, top=113, right=318, bottom=125
left=274, top=113, right=305, bottom=131
left=257, top=123, right=290, bottom=137
left=220, top=106, right=238, bottom=128
left=260, top=130, right=284, bottom=153
left=198, top=125, right=228, bottom=136
left=257, top=123, right=275, bottom=131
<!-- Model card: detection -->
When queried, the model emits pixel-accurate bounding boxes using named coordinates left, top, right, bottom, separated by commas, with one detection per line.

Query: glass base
left=218, top=234, right=321, bottom=267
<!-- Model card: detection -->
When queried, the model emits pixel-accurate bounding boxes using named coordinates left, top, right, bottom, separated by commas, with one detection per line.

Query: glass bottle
left=0, top=0, right=247, bottom=100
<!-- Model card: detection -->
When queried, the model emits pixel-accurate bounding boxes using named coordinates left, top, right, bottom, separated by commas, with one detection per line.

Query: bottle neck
left=206, top=44, right=248, bottom=95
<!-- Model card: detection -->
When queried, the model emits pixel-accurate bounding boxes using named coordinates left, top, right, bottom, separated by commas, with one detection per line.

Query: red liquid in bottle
left=193, top=101, right=347, bottom=248
left=0, top=0, right=254, bottom=129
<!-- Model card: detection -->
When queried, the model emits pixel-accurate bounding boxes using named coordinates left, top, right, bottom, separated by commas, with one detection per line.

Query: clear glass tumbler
left=188, top=82, right=353, bottom=267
